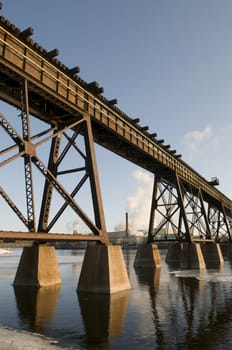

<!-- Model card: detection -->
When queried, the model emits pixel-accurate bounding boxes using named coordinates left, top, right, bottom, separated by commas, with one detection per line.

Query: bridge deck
left=0, top=16, right=231, bottom=217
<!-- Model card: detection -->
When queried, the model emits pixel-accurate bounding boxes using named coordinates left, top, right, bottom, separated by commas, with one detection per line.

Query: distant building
left=154, top=228, right=177, bottom=240
left=108, top=230, right=127, bottom=240
left=108, top=230, right=146, bottom=247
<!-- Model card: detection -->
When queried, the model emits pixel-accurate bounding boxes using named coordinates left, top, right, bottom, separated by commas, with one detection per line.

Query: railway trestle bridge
left=0, top=7, right=232, bottom=293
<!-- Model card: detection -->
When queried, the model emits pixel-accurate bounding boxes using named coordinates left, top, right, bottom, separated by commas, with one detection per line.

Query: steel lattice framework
left=148, top=175, right=232, bottom=243
left=0, top=14, right=232, bottom=244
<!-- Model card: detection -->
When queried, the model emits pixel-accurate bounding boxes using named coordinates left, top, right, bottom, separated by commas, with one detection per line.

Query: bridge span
left=0, top=9, right=231, bottom=292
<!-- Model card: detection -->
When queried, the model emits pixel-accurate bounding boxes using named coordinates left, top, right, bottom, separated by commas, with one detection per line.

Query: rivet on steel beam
left=170, top=150, right=176, bottom=154
left=132, top=118, right=140, bottom=123
left=47, top=48, right=59, bottom=58
left=69, top=66, right=80, bottom=75
left=164, top=144, right=170, bottom=149
left=20, top=27, right=34, bottom=39
left=109, top=99, right=118, bottom=106
left=150, top=133, right=157, bottom=138
left=176, top=154, right=182, bottom=158
left=157, top=139, right=164, bottom=144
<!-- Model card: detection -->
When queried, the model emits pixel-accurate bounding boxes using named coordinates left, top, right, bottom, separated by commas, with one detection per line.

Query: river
left=1, top=248, right=232, bottom=349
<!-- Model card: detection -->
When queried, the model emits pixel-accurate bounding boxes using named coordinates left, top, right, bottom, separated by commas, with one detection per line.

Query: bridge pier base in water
left=13, top=245, right=61, bottom=287
left=77, top=245, right=131, bottom=294
left=180, top=243, right=206, bottom=269
left=166, top=243, right=206, bottom=269
left=166, top=243, right=183, bottom=267
left=134, top=244, right=162, bottom=268
left=200, top=242, right=224, bottom=268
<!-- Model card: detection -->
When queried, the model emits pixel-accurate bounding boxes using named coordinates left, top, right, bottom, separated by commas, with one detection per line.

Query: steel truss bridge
left=0, top=12, right=232, bottom=245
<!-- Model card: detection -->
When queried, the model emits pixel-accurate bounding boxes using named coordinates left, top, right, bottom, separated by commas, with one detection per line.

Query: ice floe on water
left=0, top=248, right=12, bottom=255
left=170, top=270, right=202, bottom=278
left=170, top=269, right=232, bottom=283
left=202, top=273, right=232, bottom=283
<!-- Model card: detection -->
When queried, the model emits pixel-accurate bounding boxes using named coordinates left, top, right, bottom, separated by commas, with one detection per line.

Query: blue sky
left=1, top=1, right=232, bottom=233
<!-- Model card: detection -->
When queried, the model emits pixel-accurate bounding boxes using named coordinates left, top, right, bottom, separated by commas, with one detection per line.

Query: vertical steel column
left=220, top=205, right=232, bottom=241
left=38, top=133, right=61, bottom=232
left=148, top=174, right=159, bottom=243
left=20, top=79, right=35, bottom=232
left=84, top=115, right=109, bottom=244
left=198, top=189, right=211, bottom=239
left=175, top=173, right=192, bottom=242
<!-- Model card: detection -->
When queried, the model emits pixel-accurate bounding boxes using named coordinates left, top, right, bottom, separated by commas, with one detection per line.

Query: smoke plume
left=114, top=169, right=153, bottom=235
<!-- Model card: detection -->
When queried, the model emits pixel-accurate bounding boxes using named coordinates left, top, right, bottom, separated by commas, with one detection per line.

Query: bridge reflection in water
left=1, top=250, right=232, bottom=349
left=78, top=291, right=130, bottom=347
left=13, top=285, right=61, bottom=334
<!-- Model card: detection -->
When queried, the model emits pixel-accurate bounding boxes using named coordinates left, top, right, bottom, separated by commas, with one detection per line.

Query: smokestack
left=125, top=212, right=129, bottom=238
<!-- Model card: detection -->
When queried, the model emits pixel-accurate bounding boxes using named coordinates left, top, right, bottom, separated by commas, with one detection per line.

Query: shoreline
left=0, top=327, right=75, bottom=350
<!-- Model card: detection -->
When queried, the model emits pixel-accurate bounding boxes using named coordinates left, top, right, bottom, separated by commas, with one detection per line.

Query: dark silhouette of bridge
left=0, top=7, right=231, bottom=291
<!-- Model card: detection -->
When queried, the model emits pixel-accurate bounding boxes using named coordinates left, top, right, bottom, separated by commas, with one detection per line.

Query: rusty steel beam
left=0, top=231, right=104, bottom=242
left=20, top=79, right=36, bottom=231
left=38, top=132, right=62, bottom=232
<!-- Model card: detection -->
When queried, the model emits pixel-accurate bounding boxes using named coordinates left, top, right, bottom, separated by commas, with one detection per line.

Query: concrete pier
left=13, top=245, right=61, bottom=287
left=165, top=243, right=182, bottom=267
left=134, top=244, right=162, bottom=268
left=200, top=242, right=224, bottom=268
left=166, top=242, right=206, bottom=269
left=219, top=243, right=232, bottom=259
left=180, top=243, right=206, bottom=269
left=77, top=245, right=131, bottom=294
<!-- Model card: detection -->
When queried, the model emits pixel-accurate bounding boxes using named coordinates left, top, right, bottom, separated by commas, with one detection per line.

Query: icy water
left=1, top=249, right=232, bottom=349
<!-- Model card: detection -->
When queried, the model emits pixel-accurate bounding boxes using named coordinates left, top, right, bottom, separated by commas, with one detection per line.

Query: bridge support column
left=200, top=242, right=224, bottom=268
left=77, top=245, right=131, bottom=294
left=13, top=245, right=61, bottom=287
left=180, top=243, right=206, bottom=269
left=219, top=243, right=232, bottom=259
left=166, top=243, right=183, bottom=267
left=134, top=244, right=162, bottom=268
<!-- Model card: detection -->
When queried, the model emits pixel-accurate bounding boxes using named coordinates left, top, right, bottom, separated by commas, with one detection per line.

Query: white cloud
left=126, top=169, right=153, bottom=233
left=182, top=125, right=213, bottom=153
left=179, top=122, right=232, bottom=198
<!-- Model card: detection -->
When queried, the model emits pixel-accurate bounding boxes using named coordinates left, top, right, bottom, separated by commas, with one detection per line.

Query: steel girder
left=148, top=173, right=232, bottom=243
left=0, top=78, right=109, bottom=244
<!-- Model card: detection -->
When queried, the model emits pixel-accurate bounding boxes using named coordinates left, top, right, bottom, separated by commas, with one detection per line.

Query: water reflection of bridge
left=8, top=251, right=232, bottom=349
left=135, top=258, right=232, bottom=349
